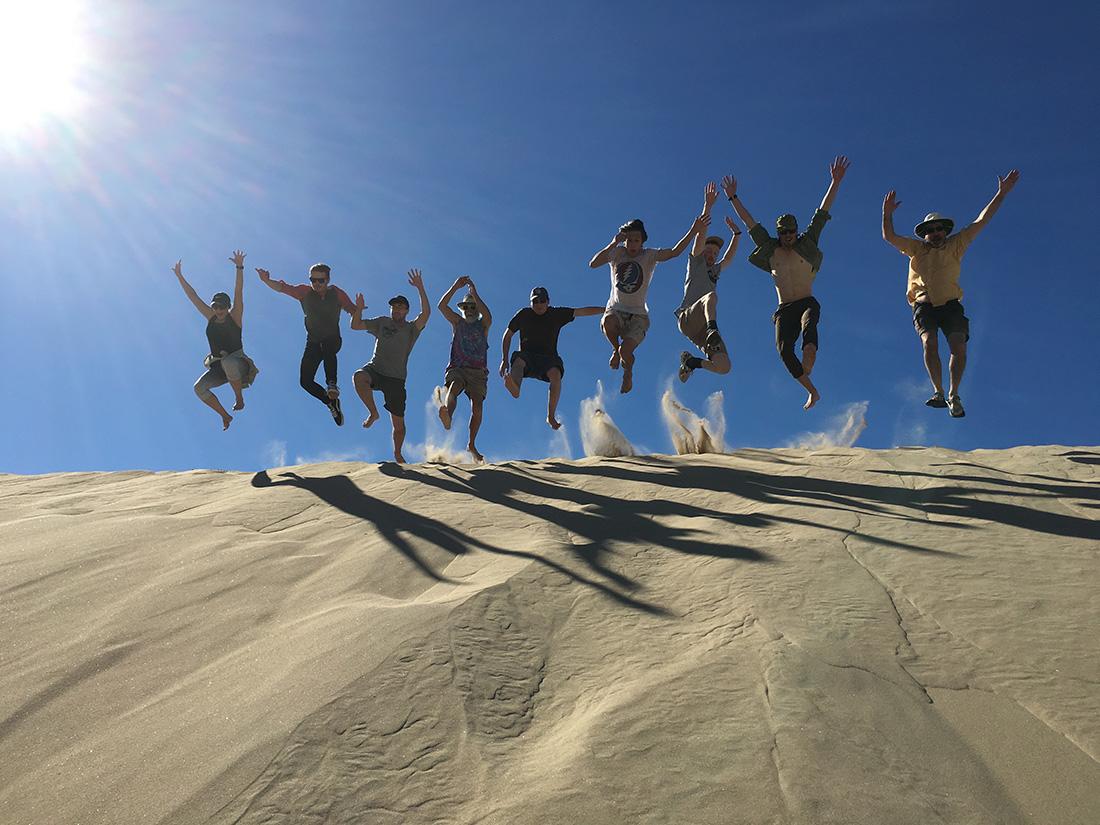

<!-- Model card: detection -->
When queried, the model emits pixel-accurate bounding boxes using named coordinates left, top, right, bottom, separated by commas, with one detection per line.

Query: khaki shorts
left=604, top=309, right=650, bottom=343
left=676, top=300, right=726, bottom=356
left=444, top=366, right=488, bottom=401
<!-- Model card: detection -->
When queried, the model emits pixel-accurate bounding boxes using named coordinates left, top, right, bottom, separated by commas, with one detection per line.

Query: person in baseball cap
left=882, top=169, right=1020, bottom=418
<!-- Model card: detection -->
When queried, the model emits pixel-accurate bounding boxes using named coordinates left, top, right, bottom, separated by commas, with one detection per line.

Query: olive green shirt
left=747, top=208, right=832, bottom=274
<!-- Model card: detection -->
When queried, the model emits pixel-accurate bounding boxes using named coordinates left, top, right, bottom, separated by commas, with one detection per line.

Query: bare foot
left=547, top=415, right=562, bottom=430
left=438, top=405, right=452, bottom=430
left=468, top=444, right=485, bottom=462
left=620, top=368, right=633, bottom=394
left=221, top=414, right=233, bottom=431
left=394, top=452, right=406, bottom=464
left=362, top=412, right=379, bottom=429
left=609, top=349, right=621, bottom=370
left=504, top=373, right=520, bottom=398
left=232, top=397, right=245, bottom=411
left=804, top=388, right=820, bottom=410
left=802, top=346, right=817, bottom=375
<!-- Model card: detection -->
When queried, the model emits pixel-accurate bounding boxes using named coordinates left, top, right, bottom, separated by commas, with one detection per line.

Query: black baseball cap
left=530, top=286, right=549, bottom=302
left=211, top=292, right=231, bottom=308
left=388, top=294, right=410, bottom=307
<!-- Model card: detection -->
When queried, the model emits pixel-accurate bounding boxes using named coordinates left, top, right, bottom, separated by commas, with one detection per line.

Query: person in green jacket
left=724, top=155, right=849, bottom=410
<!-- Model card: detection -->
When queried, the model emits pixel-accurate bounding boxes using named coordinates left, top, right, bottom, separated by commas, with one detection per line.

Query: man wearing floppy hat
left=588, top=198, right=710, bottom=394
left=350, top=269, right=431, bottom=463
left=724, top=155, right=850, bottom=410
left=436, top=275, right=492, bottom=462
left=500, top=286, right=603, bottom=430
left=882, top=169, right=1020, bottom=418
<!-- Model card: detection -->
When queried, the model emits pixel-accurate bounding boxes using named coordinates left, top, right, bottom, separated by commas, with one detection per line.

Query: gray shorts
left=194, top=351, right=249, bottom=400
left=675, top=299, right=725, bottom=355
left=604, top=309, right=650, bottom=343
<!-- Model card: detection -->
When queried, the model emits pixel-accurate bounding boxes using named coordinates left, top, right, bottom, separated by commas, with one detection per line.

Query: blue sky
left=1, top=0, right=1097, bottom=473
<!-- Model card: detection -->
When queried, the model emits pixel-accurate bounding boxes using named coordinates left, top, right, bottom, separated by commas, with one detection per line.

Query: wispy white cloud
left=579, top=380, right=636, bottom=457
left=661, top=383, right=726, bottom=455
left=892, top=420, right=929, bottom=447
left=262, top=439, right=287, bottom=467
left=293, top=448, right=372, bottom=464
left=786, top=401, right=869, bottom=450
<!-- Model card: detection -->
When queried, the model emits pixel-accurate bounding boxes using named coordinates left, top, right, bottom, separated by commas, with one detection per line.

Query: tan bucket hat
left=915, top=212, right=954, bottom=237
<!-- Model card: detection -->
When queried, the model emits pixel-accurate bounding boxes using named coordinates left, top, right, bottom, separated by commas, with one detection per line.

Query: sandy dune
left=1, top=446, right=1097, bottom=824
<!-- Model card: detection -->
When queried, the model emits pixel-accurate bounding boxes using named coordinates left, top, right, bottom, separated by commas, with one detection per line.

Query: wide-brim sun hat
left=915, top=212, right=955, bottom=237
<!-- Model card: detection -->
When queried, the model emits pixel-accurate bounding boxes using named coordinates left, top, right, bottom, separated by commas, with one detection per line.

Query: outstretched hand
left=997, top=169, right=1020, bottom=197
left=721, top=175, right=737, bottom=200
left=725, top=216, right=741, bottom=236
left=613, top=230, right=627, bottom=245
left=882, top=190, right=902, bottom=216
left=408, top=268, right=425, bottom=290
left=172, top=260, right=183, bottom=278
left=229, top=249, right=246, bottom=268
left=704, top=181, right=718, bottom=208
left=355, top=292, right=366, bottom=312
left=829, top=155, right=850, bottom=182
left=692, top=213, right=711, bottom=234
left=256, top=267, right=271, bottom=282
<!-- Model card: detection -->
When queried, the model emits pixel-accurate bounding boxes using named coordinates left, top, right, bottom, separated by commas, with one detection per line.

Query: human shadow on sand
left=250, top=470, right=696, bottom=615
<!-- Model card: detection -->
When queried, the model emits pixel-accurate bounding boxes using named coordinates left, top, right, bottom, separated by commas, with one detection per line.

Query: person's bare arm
left=468, top=278, right=492, bottom=331
left=818, top=155, right=850, bottom=213
left=409, top=269, right=431, bottom=330
left=173, top=260, right=213, bottom=319
left=722, top=175, right=759, bottom=230
left=718, top=217, right=742, bottom=268
left=350, top=292, right=367, bottom=330
left=655, top=213, right=710, bottom=262
left=573, top=306, right=605, bottom=317
left=968, top=169, right=1020, bottom=233
left=589, top=231, right=626, bottom=268
left=692, top=182, right=719, bottom=256
left=229, top=250, right=245, bottom=327
left=500, top=327, right=516, bottom=377
left=882, top=190, right=905, bottom=248
left=437, top=276, right=467, bottom=325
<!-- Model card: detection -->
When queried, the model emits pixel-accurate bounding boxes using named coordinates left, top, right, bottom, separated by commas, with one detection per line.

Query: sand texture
left=1, top=446, right=1098, bottom=824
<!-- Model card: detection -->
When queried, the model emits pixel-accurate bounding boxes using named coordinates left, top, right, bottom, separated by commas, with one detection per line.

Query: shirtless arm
left=968, top=169, right=1020, bottom=233
left=589, top=232, right=626, bottom=268
left=437, top=276, right=466, bottom=325
left=881, top=190, right=905, bottom=249
left=655, top=213, right=710, bottom=262
left=818, top=155, right=849, bottom=213
left=692, top=182, right=719, bottom=256
left=573, top=306, right=605, bottom=318
left=722, top=175, right=759, bottom=230
left=409, top=269, right=431, bottom=331
left=468, top=278, right=492, bottom=331
left=718, top=217, right=742, bottom=268
left=173, top=260, right=214, bottom=320
left=229, top=250, right=245, bottom=327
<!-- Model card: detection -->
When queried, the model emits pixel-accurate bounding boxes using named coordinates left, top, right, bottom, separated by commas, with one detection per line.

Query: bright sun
left=0, top=0, right=89, bottom=130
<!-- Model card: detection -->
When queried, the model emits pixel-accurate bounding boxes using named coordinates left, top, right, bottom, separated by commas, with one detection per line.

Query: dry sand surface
left=1, top=446, right=1098, bottom=825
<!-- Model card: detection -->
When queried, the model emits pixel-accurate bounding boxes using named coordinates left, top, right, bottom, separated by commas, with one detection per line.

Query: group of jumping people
left=173, top=158, right=1020, bottom=463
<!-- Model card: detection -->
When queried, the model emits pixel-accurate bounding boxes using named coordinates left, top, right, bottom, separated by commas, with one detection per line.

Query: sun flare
left=0, top=0, right=89, bottom=130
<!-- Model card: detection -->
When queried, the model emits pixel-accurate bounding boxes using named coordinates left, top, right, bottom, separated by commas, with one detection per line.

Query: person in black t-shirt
left=173, top=250, right=259, bottom=430
left=499, top=286, right=602, bottom=430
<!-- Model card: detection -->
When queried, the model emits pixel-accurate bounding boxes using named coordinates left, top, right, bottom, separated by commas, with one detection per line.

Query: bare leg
left=439, top=382, right=459, bottom=429
left=601, top=313, right=622, bottom=369
left=546, top=367, right=563, bottom=429
left=505, top=357, right=524, bottom=398
left=199, top=393, right=233, bottom=430
left=801, top=344, right=817, bottom=376
left=228, top=379, right=245, bottom=411
left=619, top=337, right=638, bottom=393
left=947, top=334, right=967, bottom=397
left=353, top=369, right=380, bottom=428
left=921, top=334, right=944, bottom=395
left=798, top=374, right=820, bottom=410
left=468, top=397, right=485, bottom=462
left=391, top=414, right=407, bottom=463
left=701, top=351, right=731, bottom=375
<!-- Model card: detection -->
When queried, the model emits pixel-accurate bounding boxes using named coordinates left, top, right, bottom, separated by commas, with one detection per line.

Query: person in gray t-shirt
left=676, top=209, right=741, bottom=383
left=350, top=269, right=431, bottom=463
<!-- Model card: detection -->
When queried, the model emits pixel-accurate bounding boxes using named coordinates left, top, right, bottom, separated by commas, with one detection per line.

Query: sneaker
left=678, top=351, right=694, bottom=383
left=328, top=397, right=344, bottom=426
left=947, top=394, right=965, bottom=418
left=925, top=391, right=948, bottom=408
left=326, top=383, right=340, bottom=400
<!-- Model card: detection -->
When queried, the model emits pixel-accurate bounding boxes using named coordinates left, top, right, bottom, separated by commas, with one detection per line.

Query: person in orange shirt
left=882, top=169, right=1020, bottom=418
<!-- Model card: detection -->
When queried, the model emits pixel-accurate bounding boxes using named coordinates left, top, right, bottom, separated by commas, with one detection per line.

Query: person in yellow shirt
left=882, top=170, right=1020, bottom=418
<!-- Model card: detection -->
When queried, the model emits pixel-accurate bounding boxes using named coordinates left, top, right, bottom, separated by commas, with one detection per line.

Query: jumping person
left=588, top=199, right=710, bottom=394
left=256, top=262, right=355, bottom=426
left=350, top=269, right=431, bottom=463
left=437, top=276, right=492, bottom=463
left=173, top=250, right=259, bottom=430
left=882, top=169, right=1020, bottom=418
left=500, top=287, right=603, bottom=430
left=676, top=190, right=742, bottom=382
left=724, top=155, right=850, bottom=410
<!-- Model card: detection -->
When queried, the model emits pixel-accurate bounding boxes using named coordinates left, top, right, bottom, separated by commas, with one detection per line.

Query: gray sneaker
left=947, top=394, right=965, bottom=418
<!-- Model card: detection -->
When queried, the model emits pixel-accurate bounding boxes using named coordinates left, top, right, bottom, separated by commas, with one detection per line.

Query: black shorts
left=510, top=351, right=564, bottom=382
left=359, top=365, right=407, bottom=417
left=913, top=300, right=969, bottom=341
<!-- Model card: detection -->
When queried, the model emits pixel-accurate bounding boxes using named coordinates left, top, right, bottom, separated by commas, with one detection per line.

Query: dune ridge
left=1, top=446, right=1097, bottom=825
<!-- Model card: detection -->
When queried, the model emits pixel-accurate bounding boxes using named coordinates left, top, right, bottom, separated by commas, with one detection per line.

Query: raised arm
left=968, top=169, right=1020, bottom=233
left=229, top=250, right=245, bottom=326
left=881, top=190, right=905, bottom=248
left=573, top=306, right=605, bottom=317
left=655, top=213, right=709, bottom=262
left=818, top=155, right=850, bottom=214
left=692, top=182, right=719, bottom=256
left=437, top=276, right=468, bottom=325
left=718, top=217, right=742, bottom=268
left=467, top=278, right=492, bottom=331
left=409, top=268, right=431, bottom=330
left=350, top=292, right=368, bottom=330
left=173, top=260, right=214, bottom=320
left=255, top=267, right=285, bottom=294
left=589, top=230, right=626, bottom=268
left=722, top=175, right=759, bottom=229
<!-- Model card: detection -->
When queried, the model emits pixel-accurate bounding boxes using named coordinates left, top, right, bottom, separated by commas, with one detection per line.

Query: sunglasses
left=310, top=277, right=328, bottom=283
left=458, top=303, right=477, bottom=309
left=778, top=228, right=797, bottom=235
left=927, top=226, right=947, bottom=234
left=531, top=297, right=548, bottom=304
